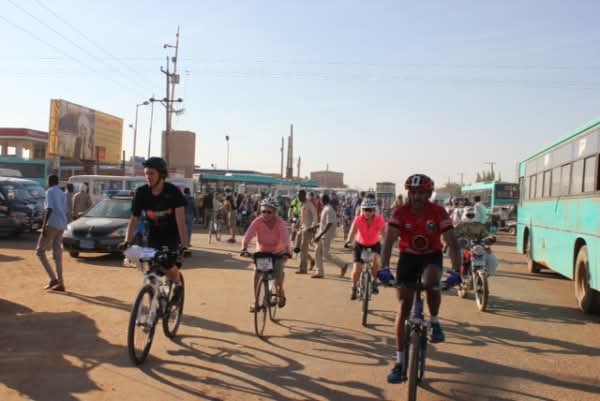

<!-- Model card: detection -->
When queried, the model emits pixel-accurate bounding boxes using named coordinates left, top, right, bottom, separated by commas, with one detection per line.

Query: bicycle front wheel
left=163, top=273, right=185, bottom=338
left=254, top=276, right=267, bottom=337
left=406, top=331, right=421, bottom=401
left=361, top=271, right=370, bottom=326
left=127, top=285, right=157, bottom=365
left=267, top=281, right=278, bottom=321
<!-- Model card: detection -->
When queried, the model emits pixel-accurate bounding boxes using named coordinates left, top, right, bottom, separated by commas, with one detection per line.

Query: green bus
left=0, top=156, right=48, bottom=186
left=460, top=181, right=519, bottom=214
left=517, top=117, right=600, bottom=313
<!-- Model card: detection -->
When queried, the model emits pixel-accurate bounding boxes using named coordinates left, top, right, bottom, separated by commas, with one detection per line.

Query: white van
left=68, top=175, right=196, bottom=205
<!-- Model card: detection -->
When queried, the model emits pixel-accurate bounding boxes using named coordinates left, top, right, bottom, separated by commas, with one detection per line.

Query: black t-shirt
left=132, top=182, right=186, bottom=248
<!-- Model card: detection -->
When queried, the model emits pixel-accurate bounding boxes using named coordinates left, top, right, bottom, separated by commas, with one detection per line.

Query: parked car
left=0, top=191, right=19, bottom=236
left=0, top=177, right=44, bottom=234
left=63, top=192, right=134, bottom=257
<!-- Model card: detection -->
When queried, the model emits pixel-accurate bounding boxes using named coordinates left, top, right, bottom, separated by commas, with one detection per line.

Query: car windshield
left=1, top=185, right=34, bottom=202
left=84, top=198, right=132, bottom=219
left=23, top=184, right=45, bottom=199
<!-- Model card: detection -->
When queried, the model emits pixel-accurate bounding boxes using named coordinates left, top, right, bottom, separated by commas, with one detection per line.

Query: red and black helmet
left=404, top=174, right=434, bottom=192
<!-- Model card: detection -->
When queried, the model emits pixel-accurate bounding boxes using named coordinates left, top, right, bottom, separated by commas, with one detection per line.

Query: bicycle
left=345, top=244, right=375, bottom=326
left=208, top=208, right=225, bottom=244
left=401, top=273, right=431, bottom=401
left=126, top=246, right=185, bottom=365
left=241, top=251, right=288, bottom=338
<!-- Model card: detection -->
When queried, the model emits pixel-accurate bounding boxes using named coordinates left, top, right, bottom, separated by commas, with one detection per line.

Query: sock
left=396, top=351, right=404, bottom=363
left=430, top=315, right=439, bottom=324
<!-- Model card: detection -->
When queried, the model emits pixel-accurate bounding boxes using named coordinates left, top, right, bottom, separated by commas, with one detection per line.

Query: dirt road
left=1, top=229, right=599, bottom=401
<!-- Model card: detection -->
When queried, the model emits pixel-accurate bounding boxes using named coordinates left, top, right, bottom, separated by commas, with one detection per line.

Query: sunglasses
left=363, top=208, right=375, bottom=213
left=261, top=210, right=273, bottom=215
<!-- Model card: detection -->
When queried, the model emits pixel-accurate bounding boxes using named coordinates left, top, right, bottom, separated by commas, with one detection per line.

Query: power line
left=6, top=0, right=148, bottom=92
left=32, top=0, right=154, bottom=89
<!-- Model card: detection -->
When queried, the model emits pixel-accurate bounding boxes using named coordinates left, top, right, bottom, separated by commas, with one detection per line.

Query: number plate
left=80, top=240, right=95, bottom=249
left=256, top=257, right=274, bottom=272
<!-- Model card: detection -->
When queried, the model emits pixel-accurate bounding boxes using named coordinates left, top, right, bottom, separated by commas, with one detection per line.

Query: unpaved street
left=1, top=228, right=599, bottom=401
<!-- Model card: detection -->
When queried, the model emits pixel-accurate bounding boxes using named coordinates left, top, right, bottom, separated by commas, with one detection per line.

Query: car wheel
left=69, top=251, right=80, bottom=258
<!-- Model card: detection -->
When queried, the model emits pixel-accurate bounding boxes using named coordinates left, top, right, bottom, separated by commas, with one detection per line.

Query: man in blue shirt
left=36, top=174, right=68, bottom=291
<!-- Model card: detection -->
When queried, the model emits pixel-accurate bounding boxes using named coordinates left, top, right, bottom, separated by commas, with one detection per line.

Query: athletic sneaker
left=387, top=362, right=404, bottom=383
left=430, top=322, right=445, bottom=343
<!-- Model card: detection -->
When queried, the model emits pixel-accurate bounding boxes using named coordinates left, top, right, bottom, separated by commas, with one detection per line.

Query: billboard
left=48, top=99, right=123, bottom=164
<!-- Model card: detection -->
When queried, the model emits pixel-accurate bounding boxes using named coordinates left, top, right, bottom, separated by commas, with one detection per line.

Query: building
left=0, top=128, right=48, bottom=159
left=310, top=170, right=344, bottom=188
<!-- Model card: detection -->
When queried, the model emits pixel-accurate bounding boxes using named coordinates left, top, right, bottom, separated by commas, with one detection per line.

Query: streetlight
left=132, top=101, right=149, bottom=164
left=225, top=135, right=230, bottom=173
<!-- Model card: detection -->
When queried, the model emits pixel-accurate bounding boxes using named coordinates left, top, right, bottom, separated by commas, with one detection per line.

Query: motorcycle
left=455, top=228, right=498, bottom=312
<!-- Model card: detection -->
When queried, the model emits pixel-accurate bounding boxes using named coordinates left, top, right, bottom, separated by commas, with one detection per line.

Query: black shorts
left=396, top=252, right=443, bottom=285
left=353, top=242, right=382, bottom=263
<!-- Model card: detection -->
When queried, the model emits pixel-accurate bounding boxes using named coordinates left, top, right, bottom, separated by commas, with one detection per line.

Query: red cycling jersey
left=389, top=202, right=453, bottom=255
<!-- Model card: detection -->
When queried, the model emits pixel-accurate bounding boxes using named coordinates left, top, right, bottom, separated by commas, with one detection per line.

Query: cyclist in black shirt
left=123, top=157, right=188, bottom=299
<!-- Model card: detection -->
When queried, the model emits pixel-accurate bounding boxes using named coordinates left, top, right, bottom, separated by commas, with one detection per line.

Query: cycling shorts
left=396, top=252, right=442, bottom=285
left=353, top=242, right=381, bottom=263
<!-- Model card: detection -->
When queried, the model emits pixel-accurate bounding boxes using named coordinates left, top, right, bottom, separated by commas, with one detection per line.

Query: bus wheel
left=574, top=246, right=600, bottom=314
left=525, top=236, right=540, bottom=274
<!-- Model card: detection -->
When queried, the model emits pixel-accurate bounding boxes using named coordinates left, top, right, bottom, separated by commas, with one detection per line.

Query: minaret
left=286, top=124, right=294, bottom=179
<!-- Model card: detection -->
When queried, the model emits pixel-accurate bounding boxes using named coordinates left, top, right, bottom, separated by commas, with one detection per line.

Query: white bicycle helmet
left=360, top=198, right=378, bottom=209
left=260, top=197, right=279, bottom=209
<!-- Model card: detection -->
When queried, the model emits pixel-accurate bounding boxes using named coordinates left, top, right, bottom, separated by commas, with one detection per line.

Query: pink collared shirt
left=243, top=215, right=290, bottom=253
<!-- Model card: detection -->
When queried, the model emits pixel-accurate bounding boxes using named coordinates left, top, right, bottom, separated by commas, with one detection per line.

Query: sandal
left=278, top=296, right=287, bottom=308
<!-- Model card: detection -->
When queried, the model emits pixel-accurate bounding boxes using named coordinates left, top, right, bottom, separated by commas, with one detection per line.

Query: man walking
left=295, top=189, right=318, bottom=274
left=312, top=194, right=347, bottom=278
left=37, top=174, right=68, bottom=291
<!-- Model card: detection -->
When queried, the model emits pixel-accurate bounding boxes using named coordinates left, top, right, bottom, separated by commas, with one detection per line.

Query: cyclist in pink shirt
left=345, top=197, right=386, bottom=300
left=242, top=198, right=291, bottom=311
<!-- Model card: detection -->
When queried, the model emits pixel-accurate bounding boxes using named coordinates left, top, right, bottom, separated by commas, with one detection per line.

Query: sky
left=2, top=0, right=600, bottom=190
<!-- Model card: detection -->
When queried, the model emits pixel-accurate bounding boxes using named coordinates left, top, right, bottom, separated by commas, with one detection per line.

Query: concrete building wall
left=310, top=170, right=344, bottom=187
left=162, top=130, right=196, bottom=178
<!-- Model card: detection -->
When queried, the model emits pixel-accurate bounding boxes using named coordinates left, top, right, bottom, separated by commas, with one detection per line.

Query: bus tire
left=574, top=246, right=600, bottom=314
left=525, top=233, right=541, bottom=274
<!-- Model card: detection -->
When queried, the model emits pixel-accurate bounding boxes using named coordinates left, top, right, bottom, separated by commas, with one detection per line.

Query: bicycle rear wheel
left=406, top=331, right=421, bottom=401
left=215, top=221, right=222, bottom=242
left=361, top=270, right=370, bottom=326
left=127, top=285, right=156, bottom=365
left=254, top=276, right=267, bottom=337
left=162, top=273, right=185, bottom=338
left=474, top=271, right=489, bottom=312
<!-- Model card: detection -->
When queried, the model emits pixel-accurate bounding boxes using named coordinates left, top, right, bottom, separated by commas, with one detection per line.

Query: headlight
left=64, top=224, right=73, bottom=235
left=109, top=227, right=127, bottom=238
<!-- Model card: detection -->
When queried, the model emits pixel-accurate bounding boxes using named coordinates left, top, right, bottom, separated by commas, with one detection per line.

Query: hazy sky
left=2, top=0, right=600, bottom=189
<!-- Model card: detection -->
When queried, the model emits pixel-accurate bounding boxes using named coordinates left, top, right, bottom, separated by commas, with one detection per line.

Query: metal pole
left=164, top=56, right=170, bottom=163
left=147, top=96, right=155, bottom=158
left=225, top=135, right=230, bottom=172
left=133, top=104, right=139, bottom=162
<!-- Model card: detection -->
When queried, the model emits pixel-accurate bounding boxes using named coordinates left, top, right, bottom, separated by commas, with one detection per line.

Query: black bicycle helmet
left=142, top=157, right=168, bottom=177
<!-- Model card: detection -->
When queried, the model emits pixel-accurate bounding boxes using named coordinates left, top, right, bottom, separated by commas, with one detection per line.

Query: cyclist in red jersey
left=381, top=174, right=461, bottom=384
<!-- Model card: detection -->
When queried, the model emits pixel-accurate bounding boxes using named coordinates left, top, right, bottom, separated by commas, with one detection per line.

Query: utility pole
left=158, top=29, right=182, bottom=166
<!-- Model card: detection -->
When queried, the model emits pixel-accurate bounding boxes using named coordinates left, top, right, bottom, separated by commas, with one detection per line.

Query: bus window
left=125, top=180, right=145, bottom=191
left=583, top=156, right=596, bottom=192
left=571, top=159, right=584, bottom=194
left=551, top=167, right=561, bottom=196
left=560, top=164, right=571, bottom=196
left=543, top=170, right=552, bottom=197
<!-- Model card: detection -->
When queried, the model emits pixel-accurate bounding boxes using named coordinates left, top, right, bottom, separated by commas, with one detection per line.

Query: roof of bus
left=461, top=181, right=517, bottom=191
left=0, top=156, right=47, bottom=164
left=520, top=116, right=600, bottom=164
left=200, top=173, right=319, bottom=187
